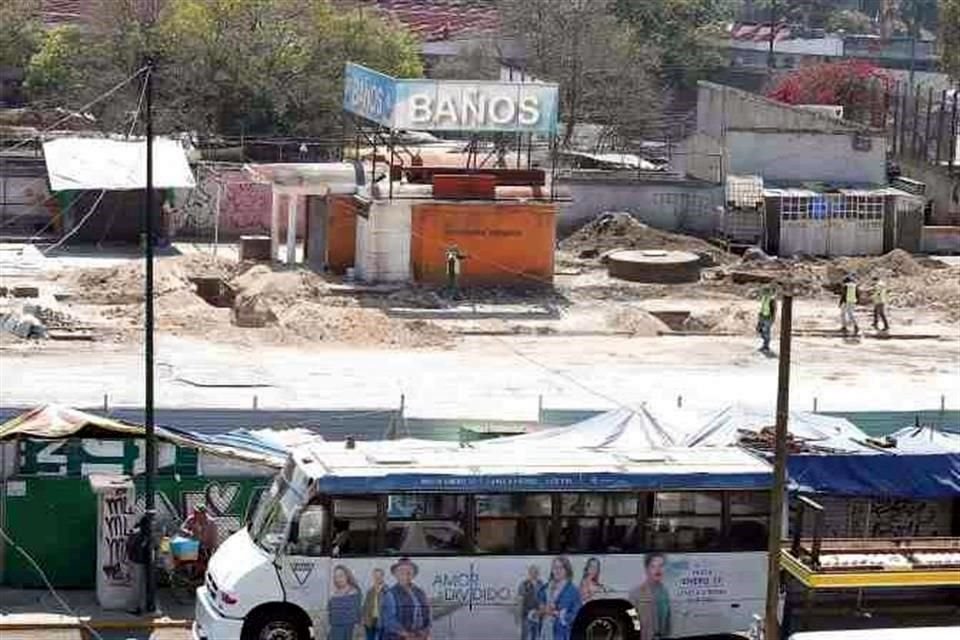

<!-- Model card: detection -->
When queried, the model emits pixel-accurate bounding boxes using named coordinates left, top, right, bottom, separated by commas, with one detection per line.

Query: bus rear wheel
left=573, top=605, right=637, bottom=640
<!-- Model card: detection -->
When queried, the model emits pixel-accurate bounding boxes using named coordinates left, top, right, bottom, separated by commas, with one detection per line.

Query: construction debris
left=561, top=212, right=730, bottom=266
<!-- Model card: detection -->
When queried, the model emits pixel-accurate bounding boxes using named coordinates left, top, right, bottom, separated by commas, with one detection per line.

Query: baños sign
left=344, top=63, right=559, bottom=134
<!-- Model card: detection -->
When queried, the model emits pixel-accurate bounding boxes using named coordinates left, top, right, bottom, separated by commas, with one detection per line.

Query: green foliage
left=500, top=0, right=660, bottom=147
left=826, top=9, right=876, bottom=34
left=612, top=0, right=737, bottom=87
left=942, top=0, right=960, bottom=78
left=21, top=0, right=423, bottom=136
left=0, top=0, right=42, bottom=72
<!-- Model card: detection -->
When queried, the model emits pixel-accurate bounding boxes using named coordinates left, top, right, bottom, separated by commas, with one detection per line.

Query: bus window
left=331, top=497, right=379, bottom=556
left=649, top=492, right=723, bottom=551
left=289, top=500, right=328, bottom=557
left=475, top=494, right=552, bottom=554
left=385, top=494, right=467, bottom=555
left=604, top=494, right=641, bottom=553
left=559, top=493, right=605, bottom=553
left=728, top=491, right=770, bottom=551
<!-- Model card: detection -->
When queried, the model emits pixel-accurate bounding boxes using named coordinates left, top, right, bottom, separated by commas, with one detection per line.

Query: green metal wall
left=2, top=475, right=269, bottom=588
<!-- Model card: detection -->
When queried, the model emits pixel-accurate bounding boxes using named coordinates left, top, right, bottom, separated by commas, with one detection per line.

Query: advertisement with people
left=329, top=552, right=765, bottom=640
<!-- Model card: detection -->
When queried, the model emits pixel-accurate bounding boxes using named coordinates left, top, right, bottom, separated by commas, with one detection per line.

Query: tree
left=499, top=0, right=660, bottom=148
left=942, top=0, right=960, bottom=78
left=430, top=40, right=502, bottom=81
left=22, top=0, right=423, bottom=136
left=767, top=61, right=892, bottom=125
left=612, top=0, right=737, bottom=88
left=0, top=0, right=41, bottom=72
left=826, top=9, right=877, bottom=34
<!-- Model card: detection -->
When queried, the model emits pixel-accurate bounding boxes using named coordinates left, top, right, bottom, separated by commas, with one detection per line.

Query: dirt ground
left=1, top=215, right=958, bottom=414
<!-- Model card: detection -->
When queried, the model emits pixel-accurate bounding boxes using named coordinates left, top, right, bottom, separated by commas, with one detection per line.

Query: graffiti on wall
left=135, top=480, right=269, bottom=544
left=869, top=498, right=943, bottom=538
left=19, top=438, right=185, bottom=477
left=101, top=487, right=133, bottom=585
left=221, top=181, right=273, bottom=234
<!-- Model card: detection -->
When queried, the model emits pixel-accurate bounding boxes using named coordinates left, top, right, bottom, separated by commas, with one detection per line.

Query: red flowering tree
left=767, top=61, right=892, bottom=126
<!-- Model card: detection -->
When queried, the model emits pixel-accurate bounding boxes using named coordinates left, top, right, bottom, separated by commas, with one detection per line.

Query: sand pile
left=605, top=307, right=670, bottom=336
left=683, top=305, right=756, bottom=334
left=277, top=302, right=451, bottom=348
left=827, top=249, right=931, bottom=284
left=562, top=212, right=730, bottom=265
left=65, top=254, right=238, bottom=305
left=230, top=265, right=330, bottom=327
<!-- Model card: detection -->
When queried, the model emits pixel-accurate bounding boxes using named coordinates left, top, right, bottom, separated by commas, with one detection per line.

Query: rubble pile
left=277, top=302, right=452, bottom=348
left=605, top=307, right=671, bottom=336
left=561, top=212, right=730, bottom=266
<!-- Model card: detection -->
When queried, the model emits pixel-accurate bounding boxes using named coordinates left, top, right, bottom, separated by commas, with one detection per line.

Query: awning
left=42, top=137, right=196, bottom=191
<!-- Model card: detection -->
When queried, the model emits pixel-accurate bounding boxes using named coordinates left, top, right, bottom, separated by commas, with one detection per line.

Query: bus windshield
left=249, top=477, right=301, bottom=554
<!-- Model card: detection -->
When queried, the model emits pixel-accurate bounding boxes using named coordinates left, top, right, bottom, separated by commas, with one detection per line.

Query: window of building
left=331, top=497, right=379, bottom=556
left=475, top=494, right=552, bottom=554
left=648, top=492, right=724, bottom=551
left=385, top=494, right=467, bottom=555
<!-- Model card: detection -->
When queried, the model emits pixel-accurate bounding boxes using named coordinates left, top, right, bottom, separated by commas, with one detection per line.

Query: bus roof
left=288, top=441, right=771, bottom=493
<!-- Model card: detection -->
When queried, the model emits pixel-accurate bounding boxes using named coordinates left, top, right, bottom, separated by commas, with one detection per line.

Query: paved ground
left=2, top=630, right=191, bottom=640
left=1, top=330, right=957, bottom=417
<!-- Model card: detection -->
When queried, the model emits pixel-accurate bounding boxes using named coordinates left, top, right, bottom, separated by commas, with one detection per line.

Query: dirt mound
left=561, top=212, right=730, bottom=265
left=605, top=307, right=670, bottom=336
left=827, top=249, right=928, bottom=284
left=230, top=265, right=328, bottom=305
left=277, top=302, right=451, bottom=348
left=65, top=254, right=239, bottom=305
left=683, top=305, right=756, bottom=334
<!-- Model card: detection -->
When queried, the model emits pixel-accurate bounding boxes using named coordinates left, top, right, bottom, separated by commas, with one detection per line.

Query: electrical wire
left=40, top=67, right=151, bottom=254
left=0, top=526, right=106, bottom=640
left=0, top=66, right=149, bottom=157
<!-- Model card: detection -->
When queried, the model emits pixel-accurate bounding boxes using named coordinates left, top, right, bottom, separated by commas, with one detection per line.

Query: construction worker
left=756, top=285, right=777, bottom=353
left=445, top=245, right=466, bottom=299
left=872, top=278, right=890, bottom=332
left=839, top=274, right=860, bottom=337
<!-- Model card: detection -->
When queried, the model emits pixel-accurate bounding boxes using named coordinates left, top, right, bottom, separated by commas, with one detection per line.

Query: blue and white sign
left=343, top=63, right=559, bottom=134
left=343, top=63, right=397, bottom=128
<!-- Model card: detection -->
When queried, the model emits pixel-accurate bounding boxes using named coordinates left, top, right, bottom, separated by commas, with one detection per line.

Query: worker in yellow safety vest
left=872, top=278, right=890, bottom=332
left=756, top=286, right=777, bottom=353
left=839, top=274, right=860, bottom=337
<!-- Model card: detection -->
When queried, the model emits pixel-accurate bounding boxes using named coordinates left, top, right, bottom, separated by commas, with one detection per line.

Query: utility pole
left=142, top=56, right=158, bottom=615
left=764, top=293, right=793, bottom=640
left=767, top=0, right=778, bottom=73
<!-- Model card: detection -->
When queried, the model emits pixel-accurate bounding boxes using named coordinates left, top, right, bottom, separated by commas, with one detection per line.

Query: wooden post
left=935, top=89, right=947, bottom=165
left=764, top=294, right=793, bottom=640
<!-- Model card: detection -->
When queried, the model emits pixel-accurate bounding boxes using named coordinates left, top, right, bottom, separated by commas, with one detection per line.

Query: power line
left=0, top=66, right=149, bottom=157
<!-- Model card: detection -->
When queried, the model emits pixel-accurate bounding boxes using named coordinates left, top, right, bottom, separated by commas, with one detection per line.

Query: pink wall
left=217, top=171, right=305, bottom=238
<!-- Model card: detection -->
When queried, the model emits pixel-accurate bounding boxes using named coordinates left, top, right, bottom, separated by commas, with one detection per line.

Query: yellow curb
left=0, top=618, right=192, bottom=630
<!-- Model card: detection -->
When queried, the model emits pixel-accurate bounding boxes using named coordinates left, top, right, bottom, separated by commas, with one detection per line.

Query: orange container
left=326, top=195, right=357, bottom=274
left=411, top=202, right=556, bottom=286
left=432, top=174, right=496, bottom=200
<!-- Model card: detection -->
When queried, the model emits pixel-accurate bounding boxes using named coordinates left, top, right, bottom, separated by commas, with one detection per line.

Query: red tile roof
left=38, top=1, right=501, bottom=42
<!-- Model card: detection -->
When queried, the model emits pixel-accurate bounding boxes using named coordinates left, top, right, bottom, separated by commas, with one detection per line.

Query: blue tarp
left=788, top=451, right=960, bottom=499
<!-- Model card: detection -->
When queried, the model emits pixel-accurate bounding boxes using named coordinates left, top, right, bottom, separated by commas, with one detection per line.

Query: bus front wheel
left=573, top=604, right=637, bottom=640
left=242, top=606, right=310, bottom=640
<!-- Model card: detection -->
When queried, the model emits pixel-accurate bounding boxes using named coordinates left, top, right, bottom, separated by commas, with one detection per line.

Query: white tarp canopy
left=477, top=407, right=690, bottom=449
left=43, top=137, right=196, bottom=192
left=682, top=403, right=869, bottom=452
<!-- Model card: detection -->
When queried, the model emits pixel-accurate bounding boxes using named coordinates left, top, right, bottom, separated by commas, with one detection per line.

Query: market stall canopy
left=475, top=407, right=693, bottom=449
left=42, top=137, right=196, bottom=191
left=0, top=405, right=284, bottom=468
left=682, top=404, right=869, bottom=452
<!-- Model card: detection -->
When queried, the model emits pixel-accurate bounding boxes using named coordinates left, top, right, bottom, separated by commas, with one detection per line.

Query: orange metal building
left=410, top=201, right=556, bottom=286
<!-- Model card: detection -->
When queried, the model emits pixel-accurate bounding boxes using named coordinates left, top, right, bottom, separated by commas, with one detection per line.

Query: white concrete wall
left=355, top=199, right=412, bottom=283
left=727, top=130, right=886, bottom=185
left=558, top=177, right=723, bottom=237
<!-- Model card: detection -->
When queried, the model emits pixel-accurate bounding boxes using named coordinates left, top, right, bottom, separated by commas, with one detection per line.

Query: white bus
left=193, top=439, right=773, bottom=640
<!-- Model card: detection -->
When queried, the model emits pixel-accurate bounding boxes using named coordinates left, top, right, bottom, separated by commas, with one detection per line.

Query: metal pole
left=935, top=89, right=947, bottom=165
left=143, top=57, right=158, bottom=615
left=764, top=293, right=793, bottom=640
left=950, top=91, right=959, bottom=170
left=213, top=179, right=221, bottom=257
left=891, top=81, right=900, bottom=157
left=923, top=86, right=934, bottom=162
left=767, top=0, right=777, bottom=72
left=911, top=84, right=921, bottom=158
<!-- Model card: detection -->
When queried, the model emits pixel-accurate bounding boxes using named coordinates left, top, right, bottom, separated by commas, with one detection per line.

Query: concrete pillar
left=286, top=194, right=298, bottom=265
left=270, top=189, right=281, bottom=263
left=88, top=474, right=137, bottom=610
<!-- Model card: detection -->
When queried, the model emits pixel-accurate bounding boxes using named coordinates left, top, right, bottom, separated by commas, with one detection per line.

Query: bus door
left=279, top=497, right=331, bottom=621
